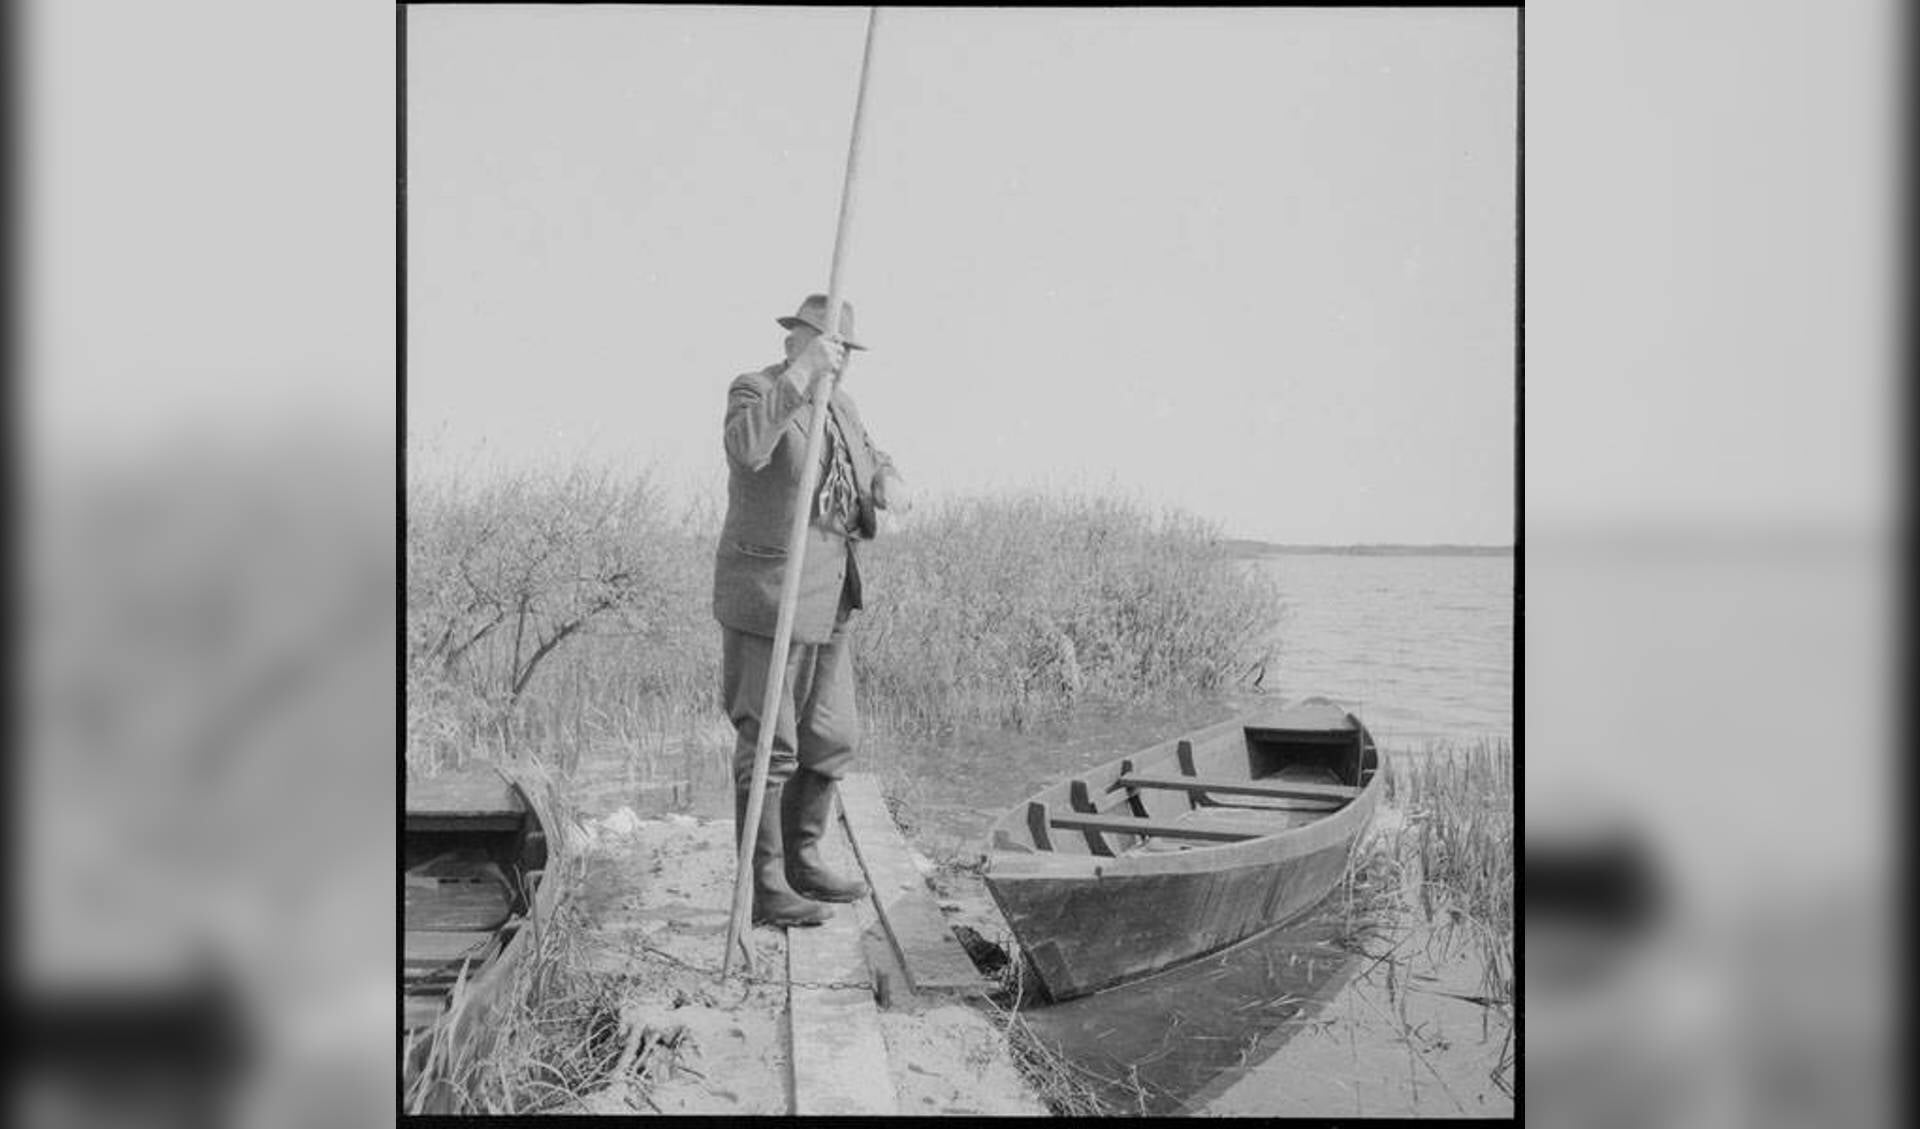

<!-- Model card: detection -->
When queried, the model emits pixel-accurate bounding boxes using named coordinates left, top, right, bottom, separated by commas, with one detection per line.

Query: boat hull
left=987, top=823, right=1368, bottom=1000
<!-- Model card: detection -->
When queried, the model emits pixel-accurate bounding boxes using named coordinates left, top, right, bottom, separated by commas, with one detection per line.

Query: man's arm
left=724, top=336, right=847, bottom=470
left=723, top=373, right=808, bottom=472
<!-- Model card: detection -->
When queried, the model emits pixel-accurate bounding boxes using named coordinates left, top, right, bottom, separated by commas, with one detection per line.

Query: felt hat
left=776, top=293, right=867, bottom=350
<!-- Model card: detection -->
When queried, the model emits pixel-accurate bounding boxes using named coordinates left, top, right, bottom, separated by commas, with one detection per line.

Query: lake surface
left=1252, top=552, right=1513, bottom=749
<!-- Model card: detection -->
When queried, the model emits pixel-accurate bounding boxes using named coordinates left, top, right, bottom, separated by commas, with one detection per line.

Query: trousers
left=719, top=621, right=860, bottom=788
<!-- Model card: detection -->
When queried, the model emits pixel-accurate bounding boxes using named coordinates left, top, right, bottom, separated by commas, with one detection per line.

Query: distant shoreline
left=1222, top=540, right=1513, bottom=558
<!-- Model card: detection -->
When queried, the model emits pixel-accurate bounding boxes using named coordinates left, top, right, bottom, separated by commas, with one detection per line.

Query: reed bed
left=1339, top=738, right=1515, bottom=1098
left=857, top=490, right=1280, bottom=735
left=1383, top=738, right=1514, bottom=1001
left=407, top=472, right=1278, bottom=785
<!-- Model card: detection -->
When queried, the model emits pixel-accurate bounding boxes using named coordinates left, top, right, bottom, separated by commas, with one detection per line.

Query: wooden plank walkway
left=837, top=774, right=994, bottom=997
left=786, top=791, right=897, bottom=1117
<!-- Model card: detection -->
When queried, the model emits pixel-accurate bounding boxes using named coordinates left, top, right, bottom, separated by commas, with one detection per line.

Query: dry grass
left=1382, top=738, right=1514, bottom=1008
left=407, top=473, right=1278, bottom=791
left=858, top=490, right=1281, bottom=736
left=1338, top=738, right=1515, bottom=1098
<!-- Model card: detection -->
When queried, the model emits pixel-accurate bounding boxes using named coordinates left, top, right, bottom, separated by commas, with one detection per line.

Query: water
left=1255, top=552, right=1513, bottom=749
left=1020, top=902, right=1366, bottom=1114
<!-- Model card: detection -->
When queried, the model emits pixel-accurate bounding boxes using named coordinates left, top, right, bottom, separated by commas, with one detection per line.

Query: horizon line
left=1224, top=539, right=1514, bottom=553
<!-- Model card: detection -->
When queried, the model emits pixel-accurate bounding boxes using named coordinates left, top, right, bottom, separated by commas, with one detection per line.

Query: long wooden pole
left=723, top=7, right=882, bottom=979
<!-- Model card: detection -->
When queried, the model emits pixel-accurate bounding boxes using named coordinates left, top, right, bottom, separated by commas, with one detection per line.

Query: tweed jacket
left=712, top=362, right=896, bottom=643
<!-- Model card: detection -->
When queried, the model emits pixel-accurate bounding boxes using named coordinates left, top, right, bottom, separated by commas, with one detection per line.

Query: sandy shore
left=560, top=809, right=1044, bottom=1116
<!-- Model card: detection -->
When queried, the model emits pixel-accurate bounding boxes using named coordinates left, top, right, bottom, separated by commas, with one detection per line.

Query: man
left=713, top=293, right=908, bottom=927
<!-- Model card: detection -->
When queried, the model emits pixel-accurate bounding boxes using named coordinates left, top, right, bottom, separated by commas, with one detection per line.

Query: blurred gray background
left=12, top=1, right=1902, bottom=1127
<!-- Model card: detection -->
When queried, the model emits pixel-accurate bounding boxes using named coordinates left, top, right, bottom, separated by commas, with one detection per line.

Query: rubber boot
left=783, top=771, right=871, bottom=903
left=735, top=784, right=831, bottom=928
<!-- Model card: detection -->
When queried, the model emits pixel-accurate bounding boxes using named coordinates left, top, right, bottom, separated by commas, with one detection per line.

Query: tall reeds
left=1383, top=738, right=1514, bottom=995
left=1343, top=738, right=1514, bottom=1097
left=856, top=490, right=1281, bottom=735
left=407, top=474, right=1280, bottom=784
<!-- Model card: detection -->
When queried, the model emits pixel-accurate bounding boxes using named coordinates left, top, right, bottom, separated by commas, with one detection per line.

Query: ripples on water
left=1257, top=553, right=1513, bottom=750
left=1021, top=902, right=1363, bottom=1115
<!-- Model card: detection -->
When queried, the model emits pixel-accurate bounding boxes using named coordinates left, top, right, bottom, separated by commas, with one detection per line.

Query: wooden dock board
left=837, top=774, right=994, bottom=997
left=786, top=807, right=897, bottom=1117
left=405, top=875, right=512, bottom=931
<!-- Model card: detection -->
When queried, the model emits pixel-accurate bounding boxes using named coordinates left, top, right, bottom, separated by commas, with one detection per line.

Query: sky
left=407, top=5, right=1518, bottom=545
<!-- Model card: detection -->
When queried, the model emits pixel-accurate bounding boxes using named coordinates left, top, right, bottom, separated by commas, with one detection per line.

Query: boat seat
left=407, top=766, right=527, bottom=833
left=1121, top=806, right=1334, bottom=853
left=1115, top=772, right=1357, bottom=805
left=407, top=811, right=523, bottom=833
left=409, top=765, right=522, bottom=808
left=1046, top=811, right=1265, bottom=843
left=404, top=930, right=503, bottom=983
left=407, top=849, right=499, bottom=876
left=406, top=871, right=513, bottom=932
left=404, top=994, right=449, bottom=1032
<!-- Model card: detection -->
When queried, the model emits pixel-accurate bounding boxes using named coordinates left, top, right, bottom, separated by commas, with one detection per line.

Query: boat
left=981, top=699, right=1382, bottom=1001
left=402, top=761, right=559, bottom=1111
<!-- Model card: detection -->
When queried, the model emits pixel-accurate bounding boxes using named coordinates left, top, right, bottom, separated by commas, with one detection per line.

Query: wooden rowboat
left=402, top=761, right=558, bottom=1111
left=981, top=699, right=1382, bottom=1001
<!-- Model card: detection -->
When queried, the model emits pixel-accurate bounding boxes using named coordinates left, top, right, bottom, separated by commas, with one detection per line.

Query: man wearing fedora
left=713, top=293, right=909, bottom=927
